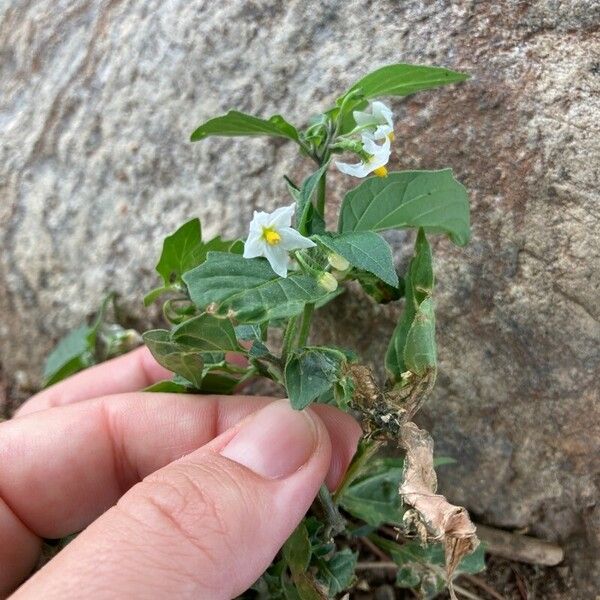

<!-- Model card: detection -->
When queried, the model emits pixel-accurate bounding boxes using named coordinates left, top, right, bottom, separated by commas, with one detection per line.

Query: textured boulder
left=1, top=0, right=599, bottom=593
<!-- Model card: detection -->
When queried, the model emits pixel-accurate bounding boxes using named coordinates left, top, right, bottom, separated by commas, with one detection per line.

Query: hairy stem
left=316, top=170, right=327, bottom=218
left=318, top=484, right=346, bottom=538
left=281, top=316, right=298, bottom=360
left=297, top=303, right=315, bottom=347
left=333, top=438, right=383, bottom=503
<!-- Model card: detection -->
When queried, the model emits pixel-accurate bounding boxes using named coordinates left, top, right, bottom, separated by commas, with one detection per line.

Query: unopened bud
left=327, top=253, right=350, bottom=272
left=318, top=271, right=339, bottom=292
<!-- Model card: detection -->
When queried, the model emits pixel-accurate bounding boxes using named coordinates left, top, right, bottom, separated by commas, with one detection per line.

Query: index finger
left=15, top=347, right=171, bottom=417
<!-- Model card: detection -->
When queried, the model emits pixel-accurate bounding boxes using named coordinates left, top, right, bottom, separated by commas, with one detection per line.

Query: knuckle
left=116, top=458, right=252, bottom=577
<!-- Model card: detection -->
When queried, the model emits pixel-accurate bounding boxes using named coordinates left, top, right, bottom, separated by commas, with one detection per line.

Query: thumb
left=13, top=400, right=353, bottom=600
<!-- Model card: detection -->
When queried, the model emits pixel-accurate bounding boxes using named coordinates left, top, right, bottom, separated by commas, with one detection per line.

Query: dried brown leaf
left=398, top=421, right=479, bottom=596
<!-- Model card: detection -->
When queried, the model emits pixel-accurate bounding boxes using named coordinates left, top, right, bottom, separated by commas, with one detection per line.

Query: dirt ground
left=353, top=555, right=575, bottom=599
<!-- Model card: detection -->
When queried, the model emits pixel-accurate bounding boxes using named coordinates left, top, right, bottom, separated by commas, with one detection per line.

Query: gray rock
left=1, top=0, right=599, bottom=594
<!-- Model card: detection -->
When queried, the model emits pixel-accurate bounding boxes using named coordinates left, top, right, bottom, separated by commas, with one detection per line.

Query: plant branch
left=316, top=170, right=327, bottom=218
left=281, top=316, right=298, bottom=361
left=317, top=484, right=346, bottom=538
left=333, top=438, right=383, bottom=503
left=296, top=303, right=315, bottom=347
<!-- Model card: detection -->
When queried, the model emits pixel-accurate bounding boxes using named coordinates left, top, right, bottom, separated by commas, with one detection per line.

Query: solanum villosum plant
left=43, top=64, right=484, bottom=598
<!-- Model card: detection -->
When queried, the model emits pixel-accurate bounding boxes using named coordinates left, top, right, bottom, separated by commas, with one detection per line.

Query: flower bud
left=318, top=271, right=339, bottom=293
left=327, top=253, right=350, bottom=272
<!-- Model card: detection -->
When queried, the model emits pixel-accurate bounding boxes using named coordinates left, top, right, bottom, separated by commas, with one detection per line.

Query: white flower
left=243, top=204, right=316, bottom=277
left=353, top=101, right=394, bottom=141
left=335, top=136, right=391, bottom=178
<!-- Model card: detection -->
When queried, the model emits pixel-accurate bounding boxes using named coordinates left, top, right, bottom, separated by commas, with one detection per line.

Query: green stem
left=297, top=303, right=315, bottom=347
left=316, top=170, right=327, bottom=218
left=281, top=316, right=298, bottom=360
left=318, top=484, right=346, bottom=538
left=333, top=438, right=384, bottom=503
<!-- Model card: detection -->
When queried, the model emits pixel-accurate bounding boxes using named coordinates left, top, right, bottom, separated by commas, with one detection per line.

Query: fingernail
left=220, top=400, right=318, bottom=479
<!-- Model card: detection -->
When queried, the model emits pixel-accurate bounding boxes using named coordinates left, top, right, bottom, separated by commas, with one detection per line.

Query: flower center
left=262, top=226, right=282, bottom=245
left=387, top=132, right=395, bottom=142
left=373, top=166, right=388, bottom=178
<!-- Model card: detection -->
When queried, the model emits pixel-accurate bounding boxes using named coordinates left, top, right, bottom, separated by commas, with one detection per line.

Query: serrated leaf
left=171, top=314, right=239, bottom=352
left=315, top=232, right=398, bottom=287
left=183, top=253, right=329, bottom=324
left=338, top=458, right=404, bottom=527
left=191, top=110, right=299, bottom=142
left=338, top=169, right=470, bottom=247
left=285, top=347, right=346, bottom=410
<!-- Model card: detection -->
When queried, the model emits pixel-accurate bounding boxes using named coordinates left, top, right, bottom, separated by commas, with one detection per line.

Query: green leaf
left=42, top=294, right=125, bottom=386
left=295, top=163, right=329, bottom=236
left=155, top=218, right=242, bottom=287
left=156, top=218, right=203, bottom=285
left=234, top=323, right=264, bottom=342
left=404, top=297, right=436, bottom=375
left=144, top=379, right=191, bottom=393
left=314, top=548, right=357, bottom=596
left=315, top=232, right=398, bottom=287
left=341, top=63, right=468, bottom=102
left=191, top=110, right=299, bottom=142
left=338, top=169, right=470, bottom=246
left=171, top=314, right=240, bottom=352
left=292, top=576, right=326, bottom=600
left=338, top=458, right=404, bottom=527
left=355, top=270, right=404, bottom=304
left=142, top=329, right=205, bottom=388
left=143, top=314, right=243, bottom=390
left=386, top=229, right=435, bottom=381
left=284, top=347, right=346, bottom=410
left=198, top=372, right=241, bottom=394
left=370, top=535, right=484, bottom=597
left=283, top=522, right=311, bottom=576
left=42, top=325, right=96, bottom=387
left=183, top=253, right=329, bottom=324
left=337, top=64, right=469, bottom=123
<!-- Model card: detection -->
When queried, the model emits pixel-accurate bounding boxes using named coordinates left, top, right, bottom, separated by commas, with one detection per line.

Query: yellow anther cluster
left=262, top=227, right=282, bottom=245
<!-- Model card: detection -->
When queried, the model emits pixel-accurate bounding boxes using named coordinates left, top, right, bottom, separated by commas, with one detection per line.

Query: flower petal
left=362, top=135, right=390, bottom=156
left=372, top=101, right=393, bottom=128
left=243, top=235, right=264, bottom=258
left=279, top=227, right=317, bottom=251
left=269, top=204, right=295, bottom=228
left=250, top=210, right=271, bottom=227
left=335, top=159, right=372, bottom=178
left=353, top=109, right=375, bottom=128
left=263, top=244, right=290, bottom=277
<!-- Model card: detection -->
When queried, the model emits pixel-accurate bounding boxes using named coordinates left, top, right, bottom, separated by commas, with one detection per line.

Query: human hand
left=1, top=347, right=361, bottom=599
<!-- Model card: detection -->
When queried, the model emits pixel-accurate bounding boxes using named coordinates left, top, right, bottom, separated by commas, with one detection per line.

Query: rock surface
left=1, top=0, right=599, bottom=593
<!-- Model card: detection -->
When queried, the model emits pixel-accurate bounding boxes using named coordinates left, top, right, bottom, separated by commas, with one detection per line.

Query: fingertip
left=310, top=405, right=363, bottom=490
